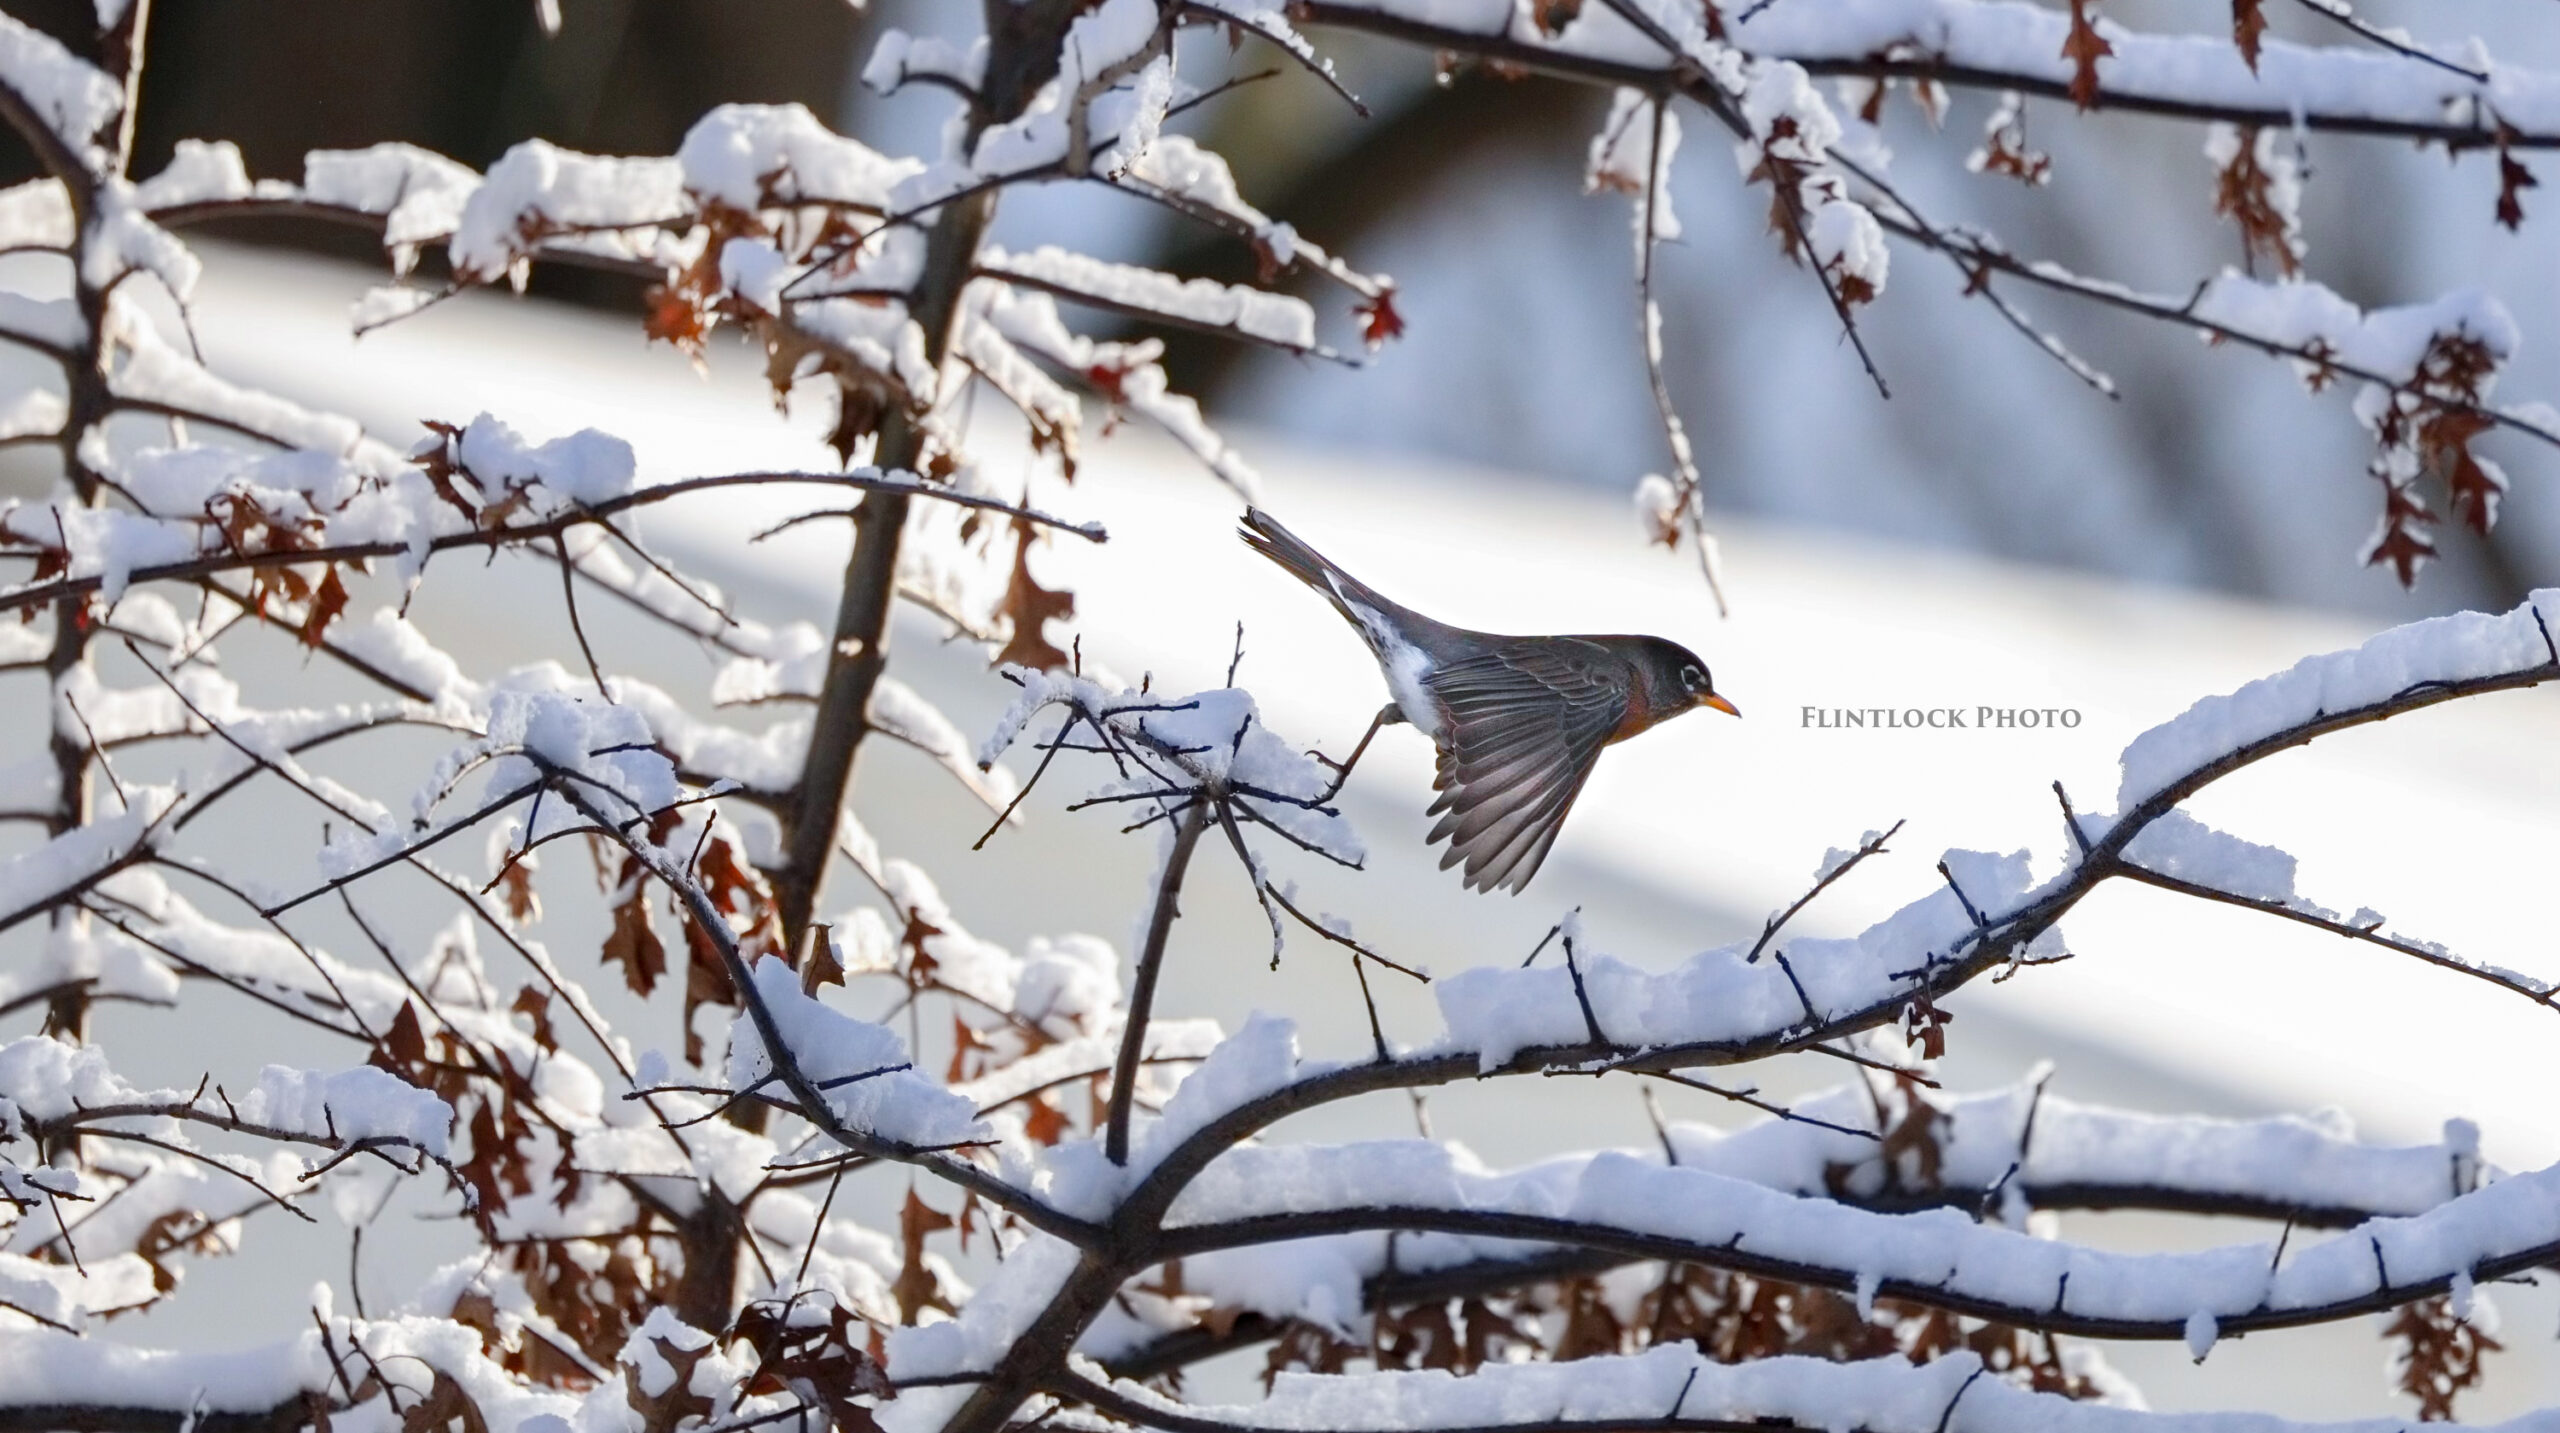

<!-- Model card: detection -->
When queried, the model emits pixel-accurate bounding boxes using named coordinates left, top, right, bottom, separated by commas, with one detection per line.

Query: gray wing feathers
left=1243, top=509, right=1626, bottom=894
left=1424, top=643, right=1625, bottom=893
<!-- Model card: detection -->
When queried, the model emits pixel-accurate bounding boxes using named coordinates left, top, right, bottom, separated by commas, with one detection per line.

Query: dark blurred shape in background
left=0, top=0, right=859, bottom=302
left=1, top=0, right=2549, bottom=618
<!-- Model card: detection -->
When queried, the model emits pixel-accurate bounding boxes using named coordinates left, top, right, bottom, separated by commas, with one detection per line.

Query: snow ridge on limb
left=1146, top=1132, right=2554, bottom=1341
left=2116, top=590, right=2560, bottom=814
left=1319, top=0, right=2560, bottom=143
left=979, top=244, right=1328, bottom=357
left=0, top=12, right=120, bottom=177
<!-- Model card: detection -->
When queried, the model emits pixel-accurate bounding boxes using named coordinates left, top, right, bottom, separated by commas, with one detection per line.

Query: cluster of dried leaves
left=594, top=815, right=784, bottom=1064
left=2208, top=125, right=2303, bottom=279
left=2360, top=334, right=2507, bottom=586
left=1743, top=121, right=1878, bottom=308
left=645, top=201, right=903, bottom=466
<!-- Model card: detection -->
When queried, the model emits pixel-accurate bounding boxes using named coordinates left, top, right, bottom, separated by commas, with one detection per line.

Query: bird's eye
left=1680, top=665, right=1705, bottom=690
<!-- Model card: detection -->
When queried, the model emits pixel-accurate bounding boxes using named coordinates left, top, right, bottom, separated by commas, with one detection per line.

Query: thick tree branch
left=1107, top=800, right=1210, bottom=1165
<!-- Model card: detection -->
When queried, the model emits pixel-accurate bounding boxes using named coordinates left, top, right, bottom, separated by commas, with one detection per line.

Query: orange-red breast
left=1241, top=508, right=1738, bottom=894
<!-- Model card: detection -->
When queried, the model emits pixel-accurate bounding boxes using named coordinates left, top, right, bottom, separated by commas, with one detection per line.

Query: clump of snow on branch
left=982, top=669, right=1363, bottom=866
left=1588, top=88, right=1682, bottom=255
left=1438, top=849, right=2054, bottom=1069
left=724, top=959, right=986, bottom=1149
left=1737, top=62, right=1888, bottom=304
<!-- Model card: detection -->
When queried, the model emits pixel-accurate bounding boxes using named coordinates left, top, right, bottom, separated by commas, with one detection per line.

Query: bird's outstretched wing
left=1423, top=640, right=1628, bottom=893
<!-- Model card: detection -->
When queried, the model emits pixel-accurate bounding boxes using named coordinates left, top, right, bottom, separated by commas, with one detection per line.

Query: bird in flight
left=1241, top=508, right=1738, bottom=894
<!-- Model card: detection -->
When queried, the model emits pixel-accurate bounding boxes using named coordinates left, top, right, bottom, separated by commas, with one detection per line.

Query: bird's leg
left=1310, top=703, right=1400, bottom=802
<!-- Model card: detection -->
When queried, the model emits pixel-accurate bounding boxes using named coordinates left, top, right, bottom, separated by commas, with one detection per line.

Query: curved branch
left=1846, top=193, right=2560, bottom=453
left=0, top=74, right=100, bottom=202
left=1096, top=1166, right=2435, bottom=1379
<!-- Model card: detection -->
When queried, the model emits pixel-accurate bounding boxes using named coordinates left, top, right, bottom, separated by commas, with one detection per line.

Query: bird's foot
left=1307, top=705, right=1395, bottom=803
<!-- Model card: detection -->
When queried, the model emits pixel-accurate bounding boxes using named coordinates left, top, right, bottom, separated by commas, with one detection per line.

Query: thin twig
left=1748, top=820, right=1904, bottom=963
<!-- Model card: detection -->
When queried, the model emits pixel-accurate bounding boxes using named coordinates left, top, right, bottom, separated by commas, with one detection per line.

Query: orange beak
left=1701, top=692, right=1741, bottom=718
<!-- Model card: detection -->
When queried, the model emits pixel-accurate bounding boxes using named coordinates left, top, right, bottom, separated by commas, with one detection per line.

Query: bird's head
left=1641, top=638, right=1740, bottom=718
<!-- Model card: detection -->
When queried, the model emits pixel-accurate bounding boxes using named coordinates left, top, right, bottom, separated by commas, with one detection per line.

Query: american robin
left=1241, top=509, right=1738, bottom=894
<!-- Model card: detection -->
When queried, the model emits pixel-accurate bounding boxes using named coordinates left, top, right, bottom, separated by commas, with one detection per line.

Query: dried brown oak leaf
left=2230, top=0, right=2266, bottom=72
left=2212, top=127, right=2301, bottom=278
left=2062, top=0, right=2112, bottom=109
left=895, top=1186, right=956, bottom=1324
left=734, top=1300, right=891, bottom=1432
left=603, top=892, right=669, bottom=998
left=299, top=566, right=351, bottom=647
left=2424, top=408, right=2504, bottom=535
left=2497, top=141, right=2539, bottom=232
left=1355, top=289, right=1405, bottom=348
left=2386, top=1294, right=2500, bottom=1421
left=801, top=923, right=847, bottom=996
left=495, top=856, right=541, bottom=926
left=996, top=521, right=1075, bottom=672
left=2366, top=479, right=2438, bottom=589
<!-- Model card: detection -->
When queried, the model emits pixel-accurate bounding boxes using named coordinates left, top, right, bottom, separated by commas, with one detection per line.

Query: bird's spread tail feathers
left=1239, top=508, right=1377, bottom=622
